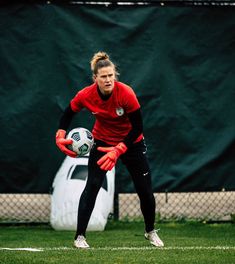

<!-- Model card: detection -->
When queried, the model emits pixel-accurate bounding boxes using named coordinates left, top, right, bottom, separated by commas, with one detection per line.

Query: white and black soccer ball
left=66, top=127, right=94, bottom=156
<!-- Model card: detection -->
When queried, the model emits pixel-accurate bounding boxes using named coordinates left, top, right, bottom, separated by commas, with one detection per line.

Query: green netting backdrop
left=0, top=4, right=234, bottom=193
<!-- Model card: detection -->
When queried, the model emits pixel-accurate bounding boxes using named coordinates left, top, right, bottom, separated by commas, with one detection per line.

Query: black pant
left=75, top=139, right=156, bottom=239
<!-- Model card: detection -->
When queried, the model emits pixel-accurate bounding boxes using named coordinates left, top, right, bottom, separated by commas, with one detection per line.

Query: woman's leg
left=75, top=143, right=106, bottom=239
left=121, top=140, right=156, bottom=232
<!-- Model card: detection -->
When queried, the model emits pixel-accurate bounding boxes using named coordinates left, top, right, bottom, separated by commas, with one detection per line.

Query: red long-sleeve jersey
left=70, top=81, right=143, bottom=145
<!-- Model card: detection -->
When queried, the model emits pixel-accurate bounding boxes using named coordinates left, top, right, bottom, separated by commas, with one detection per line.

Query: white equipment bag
left=50, top=155, right=115, bottom=231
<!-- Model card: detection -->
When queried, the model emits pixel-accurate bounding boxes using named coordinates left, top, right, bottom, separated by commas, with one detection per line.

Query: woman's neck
left=97, top=86, right=112, bottom=101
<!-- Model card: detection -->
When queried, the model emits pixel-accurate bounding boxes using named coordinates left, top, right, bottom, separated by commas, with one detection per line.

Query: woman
left=56, top=51, right=164, bottom=249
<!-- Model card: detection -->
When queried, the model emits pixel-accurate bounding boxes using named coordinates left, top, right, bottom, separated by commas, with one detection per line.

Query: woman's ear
left=93, top=74, right=96, bottom=82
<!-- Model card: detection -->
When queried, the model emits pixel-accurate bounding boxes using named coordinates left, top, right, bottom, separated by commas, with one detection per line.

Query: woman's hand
left=97, top=142, right=127, bottom=171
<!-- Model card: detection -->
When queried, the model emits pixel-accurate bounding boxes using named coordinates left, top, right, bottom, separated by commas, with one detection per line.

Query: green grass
left=0, top=221, right=234, bottom=264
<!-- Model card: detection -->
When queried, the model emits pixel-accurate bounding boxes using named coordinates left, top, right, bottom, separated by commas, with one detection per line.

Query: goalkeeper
left=55, top=51, right=164, bottom=249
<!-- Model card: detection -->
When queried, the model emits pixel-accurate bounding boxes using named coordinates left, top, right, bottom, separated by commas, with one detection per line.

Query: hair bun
left=91, top=51, right=110, bottom=71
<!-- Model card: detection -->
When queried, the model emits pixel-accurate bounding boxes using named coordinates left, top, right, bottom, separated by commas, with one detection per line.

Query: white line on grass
left=0, top=246, right=235, bottom=252
left=0, top=248, right=43, bottom=252
left=95, top=246, right=235, bottom=251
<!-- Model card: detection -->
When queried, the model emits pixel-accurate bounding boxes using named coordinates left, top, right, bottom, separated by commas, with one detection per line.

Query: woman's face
left=94, top=66, right=115, bottom=95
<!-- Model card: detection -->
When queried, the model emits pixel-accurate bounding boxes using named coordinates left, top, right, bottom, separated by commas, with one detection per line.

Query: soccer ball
left=66, top=127, right=94, bottom=156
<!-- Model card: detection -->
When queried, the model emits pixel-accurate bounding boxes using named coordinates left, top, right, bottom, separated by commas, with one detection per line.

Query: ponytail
left=90, top=51, right=119, bottom=77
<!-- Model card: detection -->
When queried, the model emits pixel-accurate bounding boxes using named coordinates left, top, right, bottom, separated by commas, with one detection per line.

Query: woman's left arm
left=123, top=108, right=143, bottom=148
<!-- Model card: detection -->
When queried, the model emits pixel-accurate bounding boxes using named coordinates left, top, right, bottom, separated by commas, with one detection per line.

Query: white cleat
left=145, top=229, right=164, bottom=247
left=74, top=235, right=90, bottom=249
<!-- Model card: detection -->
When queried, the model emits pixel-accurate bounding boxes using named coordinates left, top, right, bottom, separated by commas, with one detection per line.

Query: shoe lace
left=149, top=229, right=161, bottom=240
left=77, top=235, right=86, bottom=242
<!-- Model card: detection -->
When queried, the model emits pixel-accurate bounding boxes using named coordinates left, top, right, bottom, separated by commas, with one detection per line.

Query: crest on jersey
left=116, top=107, right=124, bottom=116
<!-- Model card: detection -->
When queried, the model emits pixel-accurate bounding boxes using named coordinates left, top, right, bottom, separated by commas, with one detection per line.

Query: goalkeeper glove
left=55, top=129, right=77, bottom=158
left=97, top=142, right=127, bottom=171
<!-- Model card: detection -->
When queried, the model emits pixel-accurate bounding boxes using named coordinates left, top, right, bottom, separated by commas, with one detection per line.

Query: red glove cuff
left=56, top=129, right=66, bottom=139
left=115, top=142, right=127, bottom=155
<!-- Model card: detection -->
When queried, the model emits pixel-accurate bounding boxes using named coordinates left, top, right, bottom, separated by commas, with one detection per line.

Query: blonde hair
left=90, top=51, right=118, bottom=77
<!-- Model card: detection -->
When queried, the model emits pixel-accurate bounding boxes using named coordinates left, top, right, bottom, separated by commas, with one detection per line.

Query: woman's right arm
left=59, top=104, right=76, bottom=130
